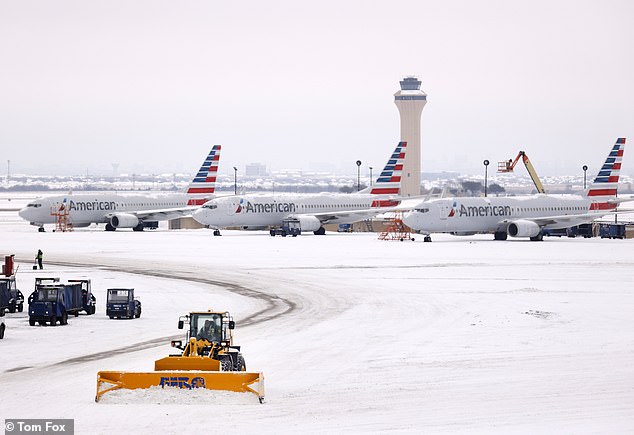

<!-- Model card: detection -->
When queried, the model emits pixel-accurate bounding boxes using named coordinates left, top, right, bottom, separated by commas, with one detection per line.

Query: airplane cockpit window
left=415, top=207, right=430, bottom=213
left=202, top=204, right=218, bottom=210
left=26, top=203, right=42, bottom=208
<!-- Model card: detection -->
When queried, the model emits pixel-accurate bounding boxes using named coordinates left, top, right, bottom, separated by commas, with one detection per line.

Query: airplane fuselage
left=403, top=195, right=604, bottom=236
left=19, top=193, right=190, bottom=226
left=193, top=193, right=391, bottom=229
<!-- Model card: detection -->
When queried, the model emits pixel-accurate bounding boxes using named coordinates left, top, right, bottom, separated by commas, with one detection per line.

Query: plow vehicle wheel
left=220, top=357, right=233, bottom=372
left=237, top=355, right=246, bottom=371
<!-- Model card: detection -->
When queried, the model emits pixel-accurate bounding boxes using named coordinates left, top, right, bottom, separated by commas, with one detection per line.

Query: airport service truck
left=106, top=288, right=141, bottom=319
left=29, top=282, right=84, bottom=326
left=0, top=276, right=25, bottom=313
left=69, top=279, right=97, bottom=315
left=269, top=219, right=302, bottom=237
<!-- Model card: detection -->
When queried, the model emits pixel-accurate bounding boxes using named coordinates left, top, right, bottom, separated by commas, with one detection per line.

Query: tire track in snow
left=7, top=257, right=298, bottom=370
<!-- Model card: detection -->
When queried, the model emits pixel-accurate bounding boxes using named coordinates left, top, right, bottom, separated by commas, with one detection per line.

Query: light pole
left=233, top=167, right=237, bottom=195
left=483, top=160, right=490, bottom=197
left=582, top=165, right=588, bottom=190
left=369, top=166, right=373, bottom=186
left=356, top=160, right=362, bottom=191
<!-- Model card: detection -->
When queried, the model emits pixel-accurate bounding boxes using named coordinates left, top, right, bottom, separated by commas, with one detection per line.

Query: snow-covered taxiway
left=1, top=200, right=634, bottom=434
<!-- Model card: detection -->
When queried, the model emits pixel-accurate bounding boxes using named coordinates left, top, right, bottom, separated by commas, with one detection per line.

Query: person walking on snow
left=36, top=249, right=43, bottom=270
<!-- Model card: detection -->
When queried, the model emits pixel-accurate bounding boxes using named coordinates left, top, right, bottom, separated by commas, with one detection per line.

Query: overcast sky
left=1, top=0, right=632, bottom=178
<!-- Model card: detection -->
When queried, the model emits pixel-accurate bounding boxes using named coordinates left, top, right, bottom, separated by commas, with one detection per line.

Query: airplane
left=193, top=141, right=410, bottom=236
left=18, top=145, right=222, bottom=232
left=403, top=138, right=627, bottom=242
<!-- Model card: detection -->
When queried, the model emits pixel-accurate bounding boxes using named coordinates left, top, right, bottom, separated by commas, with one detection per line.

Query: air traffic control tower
left=394, top=76, right=427, bottom=196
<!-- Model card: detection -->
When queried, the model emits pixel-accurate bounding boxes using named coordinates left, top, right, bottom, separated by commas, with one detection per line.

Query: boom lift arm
left=498, top=151, right=546, bottom=194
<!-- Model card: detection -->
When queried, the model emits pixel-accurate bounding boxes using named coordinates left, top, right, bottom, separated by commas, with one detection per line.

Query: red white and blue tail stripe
left=587, top=138, right=625, bottom=210
left=370, top=141, right=406, bottom=207
left=187, top=145, right=221, bottom=206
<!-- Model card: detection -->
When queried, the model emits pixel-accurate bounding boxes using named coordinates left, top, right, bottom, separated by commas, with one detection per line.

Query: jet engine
left=109, top=213, right=140, bottom=229
left=507, top=220, right=541, bottom=238
left=297, top=215, right=322, bottom=232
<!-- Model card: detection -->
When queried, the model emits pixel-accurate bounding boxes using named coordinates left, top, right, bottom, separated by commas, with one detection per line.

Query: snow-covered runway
left=1, top=213, right=633, bottom=433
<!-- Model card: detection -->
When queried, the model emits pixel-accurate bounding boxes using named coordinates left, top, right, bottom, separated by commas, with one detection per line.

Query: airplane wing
left=106, top=206, right=200, bottom=222
left=294, top=196, right=433, bottom=225
left=498, top=211, right=619, bottom=228
left=292, top=209, right=388, bottom=225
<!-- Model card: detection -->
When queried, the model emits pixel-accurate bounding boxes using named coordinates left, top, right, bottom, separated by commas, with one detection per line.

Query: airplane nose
left=192, top=208, right=205, bottom=224
left=18, top=207, right=30, bottom=220
left=402, top=211, right=416, bottom=228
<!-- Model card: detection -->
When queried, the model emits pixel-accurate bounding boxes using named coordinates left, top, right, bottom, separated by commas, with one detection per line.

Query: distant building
left=245, top=163, right=268, bottom=177
left=394, top=76, right=427, bottom=196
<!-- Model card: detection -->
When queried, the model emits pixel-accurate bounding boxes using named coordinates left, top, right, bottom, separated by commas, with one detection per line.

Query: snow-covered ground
left=1, top=204, right=633, bottom=434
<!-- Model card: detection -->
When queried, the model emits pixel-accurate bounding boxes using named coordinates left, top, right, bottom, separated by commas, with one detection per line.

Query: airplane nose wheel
left=213, top=229, right=222, bottom=236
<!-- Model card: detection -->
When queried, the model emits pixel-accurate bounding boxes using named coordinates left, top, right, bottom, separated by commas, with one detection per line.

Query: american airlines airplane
left=193, top=142, right=409, bottom=236
left=403, top=138, right=627, bottom=241
left=19, top=145, right=222, bottom=232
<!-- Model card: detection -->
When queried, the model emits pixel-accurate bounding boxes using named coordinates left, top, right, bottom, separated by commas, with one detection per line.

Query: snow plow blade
left=95, top=371, right=265, bottom=403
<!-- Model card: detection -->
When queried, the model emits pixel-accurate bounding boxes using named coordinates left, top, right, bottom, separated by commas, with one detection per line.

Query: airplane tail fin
left=586, top=138, right=625, bottom=210
left=186, top=145, right=221, bottom=206
left=366, top=141, right=407, bottom=207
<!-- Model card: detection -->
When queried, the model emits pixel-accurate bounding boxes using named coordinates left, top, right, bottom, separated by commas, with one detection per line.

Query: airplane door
left=439, top=204, right=450, bottom=220
left=228, top=200, right=238, bottom=216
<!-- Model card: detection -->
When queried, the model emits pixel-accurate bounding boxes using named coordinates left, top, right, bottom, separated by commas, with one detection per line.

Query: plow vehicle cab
left=164, top=311, right=246, bottom=372
left=96, top=310, right=264, bottom=403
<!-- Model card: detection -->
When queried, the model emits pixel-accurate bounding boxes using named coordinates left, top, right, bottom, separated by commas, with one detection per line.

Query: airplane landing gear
left=530, top=231, right=544, bottom=241
left=494, top=231, right=508, bottom=241
left=213, top=229, right=221, bottom=236
left=105, top=223, right=116, bottom=231
left=313, top=227, right=326, bottom=235
left=423, top=235, right=432, bottom=242
left=38, top=227, right=45, bottom=233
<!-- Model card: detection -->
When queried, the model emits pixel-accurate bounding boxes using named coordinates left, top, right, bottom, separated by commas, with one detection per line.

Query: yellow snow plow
left=96, top=310, right=264, bottom=403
